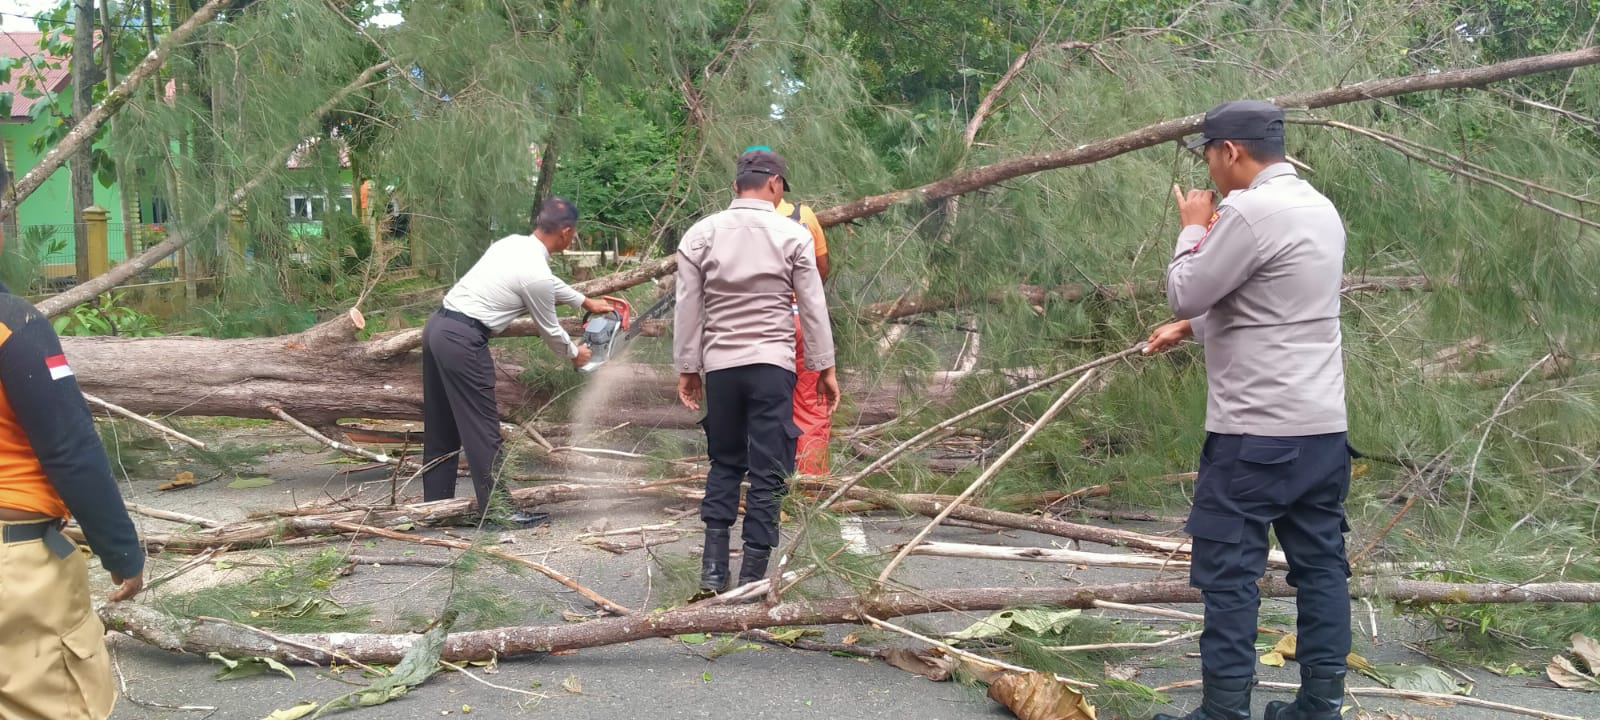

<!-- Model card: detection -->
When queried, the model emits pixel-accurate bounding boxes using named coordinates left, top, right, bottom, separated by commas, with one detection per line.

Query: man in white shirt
left=422, top=196, right=611, bottom=527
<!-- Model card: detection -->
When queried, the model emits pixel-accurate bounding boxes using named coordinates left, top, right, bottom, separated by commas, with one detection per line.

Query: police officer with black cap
left=1145, top=100, right=1354, bottom=720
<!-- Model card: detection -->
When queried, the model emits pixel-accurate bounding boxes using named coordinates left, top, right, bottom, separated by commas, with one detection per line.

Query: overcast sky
left=1, top=0, right=58, bottom=33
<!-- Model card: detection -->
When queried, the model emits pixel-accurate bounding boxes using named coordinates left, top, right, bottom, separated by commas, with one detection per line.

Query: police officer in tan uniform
left=1148, top=101, right=1354, bottom=720
left=0, top=280, right=144, bottom=720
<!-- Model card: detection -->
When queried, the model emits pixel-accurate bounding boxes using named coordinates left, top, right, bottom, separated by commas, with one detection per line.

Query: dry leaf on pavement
left=987, top=671, right=1097, bottom=720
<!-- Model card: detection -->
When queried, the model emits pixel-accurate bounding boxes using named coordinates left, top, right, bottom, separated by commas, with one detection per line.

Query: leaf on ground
left=986, top=671, right=1097, bottom=720
left=158, top=471, right=196, bottom=491
left=676, top=633, right=711, bottom=644
left=1547, top=657, right=1600, bottom=691
left=562, top=674, right=583, bottom=695
left=1368, top=664, right=1465, bottom=695
left=841, top=632, right=862, bottom=646
left=309, top=610, right=456, bottom=718
left=949, top=609, right=1082, bottom=641
left=209, top=652, right=296, bottom=681
left=1547, top=634, right=1600, bottom=691
left=883, top=648, right=958, bottom=682
left=1570, top=633, right=1600, bottom=671
left=261, top=702, right=318, bottom=720
left=228, top=476, right=276, bottom=489
left=1261, top=633, right=1373, bottom=674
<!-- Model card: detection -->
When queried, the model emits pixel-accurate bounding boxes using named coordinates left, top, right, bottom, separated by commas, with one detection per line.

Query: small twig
left=343, top=554, right=455, bottom=568
left=329, top=521, right=632, bottom=616
left=1152, top=679, right=1586, bottom=720
left=126, top=502, right=225, bottom=528
left=84, top=392, right=208, bottom=449
left=521, top=421, right=556, bottom=452
left=266, top=406, right=421, bottom=471
left=876, top=370, right=1101, bottom=587
left=819, top=346, right=1142, bottom=510
left=1457, top=353, right=1552, bottom=543
left=574, top=522, right=682, bottom=540
left=1299, top=119, right=1600, bottom=234
left=862, top=614, right=1097, bottom=690
left=1351, top=495, right=1416, bottom=564
left=144, top=547, right=226, bottom=594
left=194, top=615, right=384, bottom=676
left=1042, top=630, right=1201, bottom=653
left=111, top=646, right=218, bottom=715
left=440, top=661, right=546, bottom=698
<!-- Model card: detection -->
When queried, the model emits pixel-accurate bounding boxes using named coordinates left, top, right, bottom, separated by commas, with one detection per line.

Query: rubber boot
left=698, top=527, right=732, bottom=593
left=736, top=544, right=772, bottom=587
left=1263, top=667, right=1345, bottom=720
left=1152, top=674, right=1253, bottom=720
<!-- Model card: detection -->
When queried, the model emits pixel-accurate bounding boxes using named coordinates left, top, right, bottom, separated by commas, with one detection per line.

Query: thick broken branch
left=906, top=541, right=1191, bottom=571
left=863, top=275, right=1434, bottom=321
left=544, top=47, right=1600, bottom=297
left=95, top=481, right=687, bottom=552
left=101, top=578, right=1600, bottom=665
left=0, top=0, right=231, bottom=219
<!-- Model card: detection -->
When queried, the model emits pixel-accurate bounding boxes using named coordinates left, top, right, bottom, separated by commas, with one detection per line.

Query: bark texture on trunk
left=59, top=311, right=958, bottom=428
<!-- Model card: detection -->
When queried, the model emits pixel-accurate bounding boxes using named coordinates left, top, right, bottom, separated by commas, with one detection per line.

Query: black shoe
left=1264, top=667, right=1344, bottom=720
left=1153, top=674, right=1253, bottom=720
left=698, top=527, right=732, bottom=594
left=481, top=510, right=550, bottom=530
left=736, top=544, right=772, bottom=587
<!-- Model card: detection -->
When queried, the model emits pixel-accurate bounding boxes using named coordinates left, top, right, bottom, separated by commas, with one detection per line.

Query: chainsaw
left=576, top=295, right=632, bottom=374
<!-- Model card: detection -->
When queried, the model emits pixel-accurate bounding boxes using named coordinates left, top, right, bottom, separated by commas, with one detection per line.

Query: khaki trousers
left=0, top=521, right=116, bottom=720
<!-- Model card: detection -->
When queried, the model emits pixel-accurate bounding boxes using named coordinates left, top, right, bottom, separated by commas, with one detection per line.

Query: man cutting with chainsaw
left=743, top=144, right=835, bottom=477
left=422, top=196, right=612, bottom=528
left=675, top=148, right=840, bottom=595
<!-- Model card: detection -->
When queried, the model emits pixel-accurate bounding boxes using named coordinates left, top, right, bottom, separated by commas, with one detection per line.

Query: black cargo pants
left=699, top=364, right=801, bottom=550
left=421, top=309, right=506, bottom=514
left=1185, top=432, right=1355, bottom=679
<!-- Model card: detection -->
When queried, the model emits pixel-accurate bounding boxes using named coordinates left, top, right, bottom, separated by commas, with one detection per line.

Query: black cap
left=736, top=149, right=790, bottom=191
left=1186, top=100, right=1285, bottom=149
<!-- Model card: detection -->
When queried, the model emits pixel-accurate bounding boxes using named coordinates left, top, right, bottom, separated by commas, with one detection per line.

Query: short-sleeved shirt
left=776, top=200, right=827, bottom=258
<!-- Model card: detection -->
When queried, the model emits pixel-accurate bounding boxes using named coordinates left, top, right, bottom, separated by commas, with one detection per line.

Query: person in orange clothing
left=0, top=280, right=145, bottom=720
left=745, top=145, right=833, bottom=476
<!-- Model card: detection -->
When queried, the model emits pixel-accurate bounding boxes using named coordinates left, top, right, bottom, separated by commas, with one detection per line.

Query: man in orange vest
left=745, top=145, right=833, bottom=476
left=0, top=280, right=144, bottom=720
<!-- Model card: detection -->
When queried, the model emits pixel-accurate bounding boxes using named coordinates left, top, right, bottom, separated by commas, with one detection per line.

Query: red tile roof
left=1, top=31, right=72, bottom=120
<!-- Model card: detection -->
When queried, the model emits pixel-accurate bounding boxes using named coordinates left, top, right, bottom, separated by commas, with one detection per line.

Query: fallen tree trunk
left=100, top=578, right=1600, bottom=665
left=58, top=309, right=963, bottom=427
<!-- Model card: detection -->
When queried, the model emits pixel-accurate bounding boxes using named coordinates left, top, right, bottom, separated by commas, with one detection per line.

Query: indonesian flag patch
left=45, top=354, right=74, bottom=381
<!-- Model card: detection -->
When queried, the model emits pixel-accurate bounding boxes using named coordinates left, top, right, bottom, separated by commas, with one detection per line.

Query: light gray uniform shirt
left=1166, top=163, right=1347, bottom=436
left=674, top=198, right=835, bottom=374
left=443, top=235, right=586, bottom=359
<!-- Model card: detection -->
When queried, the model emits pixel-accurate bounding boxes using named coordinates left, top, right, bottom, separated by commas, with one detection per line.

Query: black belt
left=2, top=519, right=75, bottom=558
left=437, top=307, right=491, bottom=336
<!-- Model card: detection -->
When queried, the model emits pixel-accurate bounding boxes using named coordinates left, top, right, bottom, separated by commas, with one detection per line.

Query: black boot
left=736, top=544, right=772, bottom=587
left=698, top=527, right=732, bottom=594
left=1263, top=667, right=1344, bottom=720
left=1152, top=674, right=1253, bottom=720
